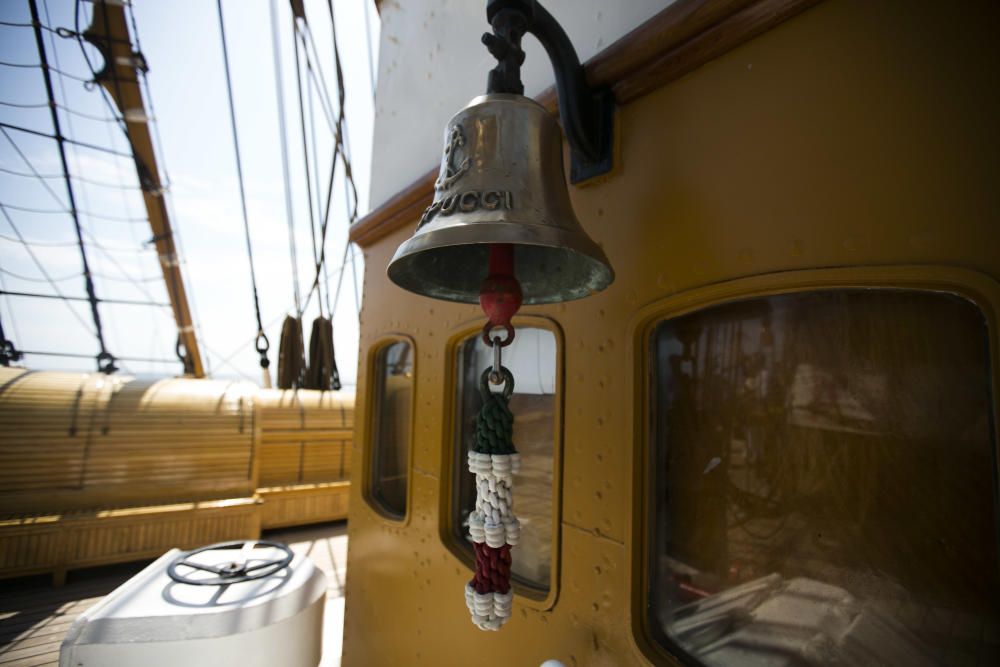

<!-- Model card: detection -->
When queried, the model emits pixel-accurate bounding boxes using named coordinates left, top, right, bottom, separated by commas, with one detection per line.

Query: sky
left=0, top=0, right=379, bottom=387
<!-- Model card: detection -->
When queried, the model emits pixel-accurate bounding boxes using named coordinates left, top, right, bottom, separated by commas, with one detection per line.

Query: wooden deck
left=0, top=522, right=349, bottom=667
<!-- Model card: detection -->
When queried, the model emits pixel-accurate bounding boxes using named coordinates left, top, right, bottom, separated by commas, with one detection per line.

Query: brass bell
left=387, top=93, right=614, bottom=304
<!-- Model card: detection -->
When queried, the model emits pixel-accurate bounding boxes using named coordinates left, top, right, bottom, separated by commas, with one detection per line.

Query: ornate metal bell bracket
left=483, top=0, right=615, bottom=183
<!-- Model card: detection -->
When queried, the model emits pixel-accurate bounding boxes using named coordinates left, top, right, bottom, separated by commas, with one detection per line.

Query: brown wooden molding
left=349, top=167, right=436, bottom=247
left=351, top=0, right=821, bottom=248
left=609, top=0, right=822, bottom=104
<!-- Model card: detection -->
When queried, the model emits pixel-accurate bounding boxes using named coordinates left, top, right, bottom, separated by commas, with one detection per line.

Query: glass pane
left=454, top=327, right=557, bottom=591
left=649, top=290, right=999, bottom=666
left=371, top=340, right=412, bottom=518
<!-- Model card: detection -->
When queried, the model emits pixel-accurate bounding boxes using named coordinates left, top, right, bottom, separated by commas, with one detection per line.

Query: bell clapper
left=464, top=243, right=524, bottom=631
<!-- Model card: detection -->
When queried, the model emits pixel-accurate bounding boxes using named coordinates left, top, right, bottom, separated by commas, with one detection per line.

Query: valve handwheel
left=167, top=540, right=294, bottom=586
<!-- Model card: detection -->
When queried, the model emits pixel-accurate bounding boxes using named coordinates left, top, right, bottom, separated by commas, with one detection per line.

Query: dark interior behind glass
left=371, top=340, right=412, bottom=518
left=649, top=290, right=999, bottom=666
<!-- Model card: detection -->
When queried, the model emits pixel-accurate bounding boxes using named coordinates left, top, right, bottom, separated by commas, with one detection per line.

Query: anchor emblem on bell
left=434, top=125, right=471, bottom=191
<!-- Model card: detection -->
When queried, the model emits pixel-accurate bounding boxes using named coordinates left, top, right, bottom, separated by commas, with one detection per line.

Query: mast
left=82, top=1, right=205, bottom=377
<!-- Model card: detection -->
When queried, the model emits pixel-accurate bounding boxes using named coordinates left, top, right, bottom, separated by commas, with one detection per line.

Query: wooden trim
left=349, top=167, right=436, bottom=247
left=608, top=0, right=822, bottom=104
left=350, top=0, right=822, bottom=248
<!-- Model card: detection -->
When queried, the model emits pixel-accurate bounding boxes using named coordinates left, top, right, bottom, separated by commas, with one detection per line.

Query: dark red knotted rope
left=471, top=543, right=512, bottom=595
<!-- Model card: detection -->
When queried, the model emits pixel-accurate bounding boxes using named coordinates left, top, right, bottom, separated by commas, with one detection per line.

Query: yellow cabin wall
left=344, top=0, right=1000, bottom=664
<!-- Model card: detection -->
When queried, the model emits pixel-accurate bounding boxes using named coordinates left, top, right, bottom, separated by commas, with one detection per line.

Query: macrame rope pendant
left=465, top=242, right=521, bottom=631
left=465, top=364, right=521, bottom=631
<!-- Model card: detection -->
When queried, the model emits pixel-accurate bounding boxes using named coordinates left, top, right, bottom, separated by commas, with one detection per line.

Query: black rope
left=0, top=165, right=62, bottom=179
left=0, top=121, right=133, bottom=158
left=0, top=232, right=146, bottom=252
left=57, top=103, right=121, bottom=123
left=20, top=349, right=175, bottom=364
left=216, top=0, right=270, bottom=373
left=0, top=99, right=49, bottom=109
left=0, top=164, right=141, bottom=190
left=0, top=289, right=170, bottom=308
left=0, top=267, right=80, bottom=283
left=0, top=200, right=145, bottom=224
left=0, top=19, right=58, bottom=31
left=0, top=202, right=65, bottom=215
left=0, top=59, right=92, bottom=82
left=29, top=0, right=115, bottom=374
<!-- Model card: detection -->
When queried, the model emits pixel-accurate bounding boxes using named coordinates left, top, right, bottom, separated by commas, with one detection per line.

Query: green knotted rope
left=475, top=366, right=516, bottom=455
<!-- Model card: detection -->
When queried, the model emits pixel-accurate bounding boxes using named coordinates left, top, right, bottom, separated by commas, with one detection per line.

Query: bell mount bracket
left=483, top=0, right=615, bottom=184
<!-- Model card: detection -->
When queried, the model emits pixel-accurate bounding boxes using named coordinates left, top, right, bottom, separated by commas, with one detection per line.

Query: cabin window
left=453, top=327, right=558, bottom=594
left=369, top=339, right=413, bottom=519
left=647, top=290, right=999, bottom=665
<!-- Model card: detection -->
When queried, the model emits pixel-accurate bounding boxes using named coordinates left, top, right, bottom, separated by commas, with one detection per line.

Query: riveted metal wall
left=344, top=0, right=1000, bottom=664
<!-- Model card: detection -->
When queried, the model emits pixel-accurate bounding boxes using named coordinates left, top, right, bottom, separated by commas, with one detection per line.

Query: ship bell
left=387, top=93, right=614, bottom=304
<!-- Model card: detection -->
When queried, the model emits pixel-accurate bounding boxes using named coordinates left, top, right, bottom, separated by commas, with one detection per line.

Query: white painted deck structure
left=0, top=522, right=349, bottom=667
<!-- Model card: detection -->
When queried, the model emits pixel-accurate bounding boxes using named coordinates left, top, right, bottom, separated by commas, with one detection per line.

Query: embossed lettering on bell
left=388, top=93, right=614, bottom=304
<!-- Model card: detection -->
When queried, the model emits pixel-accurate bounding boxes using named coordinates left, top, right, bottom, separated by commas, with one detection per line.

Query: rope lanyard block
left=465, top=365, right=519, bottom=631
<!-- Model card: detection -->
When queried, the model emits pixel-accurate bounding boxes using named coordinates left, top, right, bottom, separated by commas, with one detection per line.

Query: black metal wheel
left=167, top=540, right=294, bottom=586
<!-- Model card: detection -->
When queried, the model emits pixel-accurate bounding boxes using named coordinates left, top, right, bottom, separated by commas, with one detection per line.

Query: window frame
left=439, top=315, right=565, bottom=610
left=627, top=265, right=1000, bottom=665
left=363, top=334, right=417, bottom=524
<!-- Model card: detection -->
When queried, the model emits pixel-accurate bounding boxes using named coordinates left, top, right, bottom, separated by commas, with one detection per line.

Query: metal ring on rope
left=256, top=330, right=271, bottom=368
left=481, top=321, right=514, bottom=347
left=479, top=365, right=514, bottom=401
left=0, top=340, right=22, bottom=365
left=96, top=351, right=117, bottom=374
left=167, top=540, right=294, bottom=586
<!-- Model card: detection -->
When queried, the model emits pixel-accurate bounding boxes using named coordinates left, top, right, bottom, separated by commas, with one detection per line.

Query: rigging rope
left=0, top=202, right=145, bottom=223
left=0, top=267, right=80, bottom=284
left=0, top=233, right=143, bottom=252
left=2, top=127, right=161, bottom=304
left=0, top=204, right=96, bottom=336
left=0, top=164, right=145, bottom=190
left=0, top=99, right=49, bottom=109
left=73, top=0, right=199, bottom=374
left=269, top=0, right=303, bottom=317
left=2, top=125, right=160, bottom=306
left=0, top=121, right=133, bottom=157
left=29, top=0, right=115, bottom=373
left=0, top=59, right=92, bottom=82
left=0, top=288, right=170, bottom=309
left=216, top=0, right=271, bottom=376
left=0, top=19, right=58, bottom=32
left=292, top=22, right=323, bottom=318
left=124, top=0, right=208, bottom=375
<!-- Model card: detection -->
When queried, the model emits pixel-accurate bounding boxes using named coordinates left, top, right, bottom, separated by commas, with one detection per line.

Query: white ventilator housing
left=59, top=545, right=326, bottom=667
